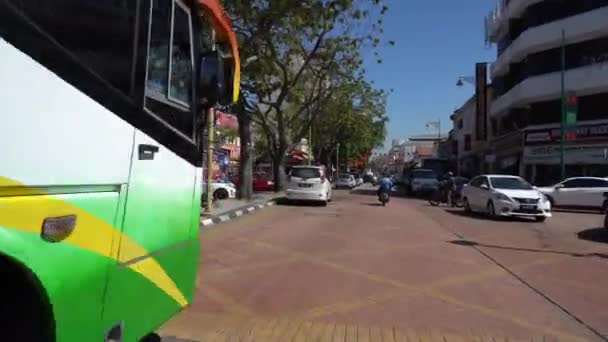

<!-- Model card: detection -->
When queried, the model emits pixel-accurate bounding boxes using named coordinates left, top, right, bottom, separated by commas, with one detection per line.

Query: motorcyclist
left=377, top=173, right=394, bottom=201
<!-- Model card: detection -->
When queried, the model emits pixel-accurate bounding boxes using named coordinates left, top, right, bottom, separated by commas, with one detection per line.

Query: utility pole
left=205, top=107, right=215, bottom=212
left=560, top=29, right=566, bottom=180
left=308, top=111, right=312, bottom=165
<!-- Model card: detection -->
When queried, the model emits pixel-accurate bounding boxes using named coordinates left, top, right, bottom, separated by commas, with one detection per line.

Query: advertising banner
left=524, top=122, right=608, bottom=146
left=475, top=62, right=488, bottom=141
left=523, top=144, right=608, bottom=165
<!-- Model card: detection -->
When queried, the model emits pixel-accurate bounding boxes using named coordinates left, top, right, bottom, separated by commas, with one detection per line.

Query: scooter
left=378, top=191, right=390, bottom=206
left=603, top=192, right=608, bottom=229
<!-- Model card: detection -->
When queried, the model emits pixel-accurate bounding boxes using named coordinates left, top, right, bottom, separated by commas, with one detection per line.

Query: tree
left=310, top=78, right=389, bottom=172
left=223, top=0, right=392, bottom=191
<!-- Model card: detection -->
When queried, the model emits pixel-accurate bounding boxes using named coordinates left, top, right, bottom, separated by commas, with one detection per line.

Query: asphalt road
left=160, top=186, right=608, bottom=341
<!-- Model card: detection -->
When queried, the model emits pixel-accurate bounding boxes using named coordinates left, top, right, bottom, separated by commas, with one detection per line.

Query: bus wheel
left=0, top=255, right=54, bottom=342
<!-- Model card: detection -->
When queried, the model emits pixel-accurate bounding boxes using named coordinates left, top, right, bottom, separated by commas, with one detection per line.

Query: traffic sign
left=565, top=93, right=578, bottom=126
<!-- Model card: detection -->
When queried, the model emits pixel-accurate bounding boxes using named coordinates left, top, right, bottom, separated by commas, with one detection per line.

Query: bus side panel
left=0, top=37, right=135, bottom=187
left=0, top=192, right=122, bottom=342
left=103, top=130, right=199, bottom=341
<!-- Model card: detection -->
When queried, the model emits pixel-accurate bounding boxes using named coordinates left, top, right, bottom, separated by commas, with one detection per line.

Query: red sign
left=524, top=122, right=608, bottom=145
left=565, top=131, right=577, bottom=141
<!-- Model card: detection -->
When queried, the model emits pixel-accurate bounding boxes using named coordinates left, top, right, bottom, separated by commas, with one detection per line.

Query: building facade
left=485, top=0, right=608, bottom=182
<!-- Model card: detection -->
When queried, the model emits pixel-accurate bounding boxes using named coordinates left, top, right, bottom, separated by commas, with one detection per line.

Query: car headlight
left=540, top=193, right=550, bottom=202
left=495, top=193, right=512, bottom=201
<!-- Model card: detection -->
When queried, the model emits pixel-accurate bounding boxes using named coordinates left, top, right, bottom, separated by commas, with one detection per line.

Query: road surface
left=160, top=186, right=608, bottom=341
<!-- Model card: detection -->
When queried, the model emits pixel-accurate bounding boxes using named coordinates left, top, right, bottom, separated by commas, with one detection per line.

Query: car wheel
left=487, top=201, right=496, bottom=218
left=547, top=195, right=555, bottom=209
left=214, top=188, right=229, bottom=200
left=463, top=198, right=472, bottom=213
left=535, top=216, right=547, bottom=223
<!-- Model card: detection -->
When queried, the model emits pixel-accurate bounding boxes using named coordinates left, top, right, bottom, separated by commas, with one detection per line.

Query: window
left=412, top=170, right=437, bottom=179
left=458, top=120, right=463, bottom=129
left=490, top=177, right=533, bottom=190
left=168, top=0, right=194, bottom=106
left=292, top=168, right=322, bottom=179
left=561, top=179, right=587, bottom=188
left=469, top=177, right=482, bottom=187
left=576, top=178, right=608, bottom=188
left=145, top=0, right=195, bottom=138
left=7, top=0, right=137, bottom=95
left=464, top=134, right=472, bottom=151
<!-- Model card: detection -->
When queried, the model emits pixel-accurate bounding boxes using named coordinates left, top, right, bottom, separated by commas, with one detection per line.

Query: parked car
left=537, top=177, right=608, bottom=209
left=349, top=172, right=363, bottom=186
left=286, top=166, right=332, bottom=205
left=202, top=180, right=236, bottom=201
left=462, top=175, right=551, bottom=222
left=407, top=169, right=439, bottom=195
left=336, top=174, right=356, bottom=189
left=253, top=173, right=274, bottom=191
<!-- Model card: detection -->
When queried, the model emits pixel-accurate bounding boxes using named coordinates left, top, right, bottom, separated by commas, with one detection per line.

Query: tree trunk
left=237, top=109, right=253, bottom=200
left=272, top=150, right=287, bottom=192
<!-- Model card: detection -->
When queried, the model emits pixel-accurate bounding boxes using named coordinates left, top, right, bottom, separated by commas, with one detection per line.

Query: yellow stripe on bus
left=0, top=176, right=188, bottom=307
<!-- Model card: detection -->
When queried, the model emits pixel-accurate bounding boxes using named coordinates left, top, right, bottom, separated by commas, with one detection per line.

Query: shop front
left=523, top=121, right=608, bottom=186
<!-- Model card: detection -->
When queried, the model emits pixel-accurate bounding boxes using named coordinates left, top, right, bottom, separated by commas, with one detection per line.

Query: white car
left=336, top=174, right=356, bottom=189
left=287, top=166, right=332, bottom=205
left=462, top=175, right=551, bottom=222
left=537, top=177, right=608, bottom=208
left=202, top=180, right=236, bottom=200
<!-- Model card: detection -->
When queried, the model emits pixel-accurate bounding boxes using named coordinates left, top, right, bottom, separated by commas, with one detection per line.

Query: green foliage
left=312, top=77, right=388, bottom=162
left=222, top=0, right=393, bottom=186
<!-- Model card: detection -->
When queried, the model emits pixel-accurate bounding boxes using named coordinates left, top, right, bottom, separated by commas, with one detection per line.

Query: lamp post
left=456, top=76, right=475, bottom=87
left=559, top=29, right=566, bottom=180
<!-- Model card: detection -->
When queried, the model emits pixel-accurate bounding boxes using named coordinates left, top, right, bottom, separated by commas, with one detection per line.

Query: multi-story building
left=485, top=0, right=608, bottom=184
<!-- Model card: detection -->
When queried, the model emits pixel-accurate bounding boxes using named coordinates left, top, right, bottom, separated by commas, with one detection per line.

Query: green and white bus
left=0, top=0, right=239, bottom=340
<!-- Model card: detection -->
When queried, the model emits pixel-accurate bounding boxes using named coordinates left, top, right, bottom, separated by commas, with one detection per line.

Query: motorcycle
left=603, top=192, right=608, bottom=229
left=428, top=185, right=464, bottom=208
left=378, top=191, right=390, bottom=206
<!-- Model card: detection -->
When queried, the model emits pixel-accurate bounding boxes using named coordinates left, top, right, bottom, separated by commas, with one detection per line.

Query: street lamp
left=456, top=76, right=475, bottom=87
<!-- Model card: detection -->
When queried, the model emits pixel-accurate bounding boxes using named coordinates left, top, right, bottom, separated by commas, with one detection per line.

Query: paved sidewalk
left=200, top=192, right=283, bottom=227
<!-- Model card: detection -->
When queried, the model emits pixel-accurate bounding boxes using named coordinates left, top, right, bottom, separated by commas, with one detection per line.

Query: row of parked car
left=401, top=167, right=608, bottom=222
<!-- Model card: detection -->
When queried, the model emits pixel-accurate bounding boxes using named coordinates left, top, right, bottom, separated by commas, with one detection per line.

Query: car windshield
left=412, top=170, right=437, bottom=179
left=490, top=177, right=533, bottom=190
left=339, top=174, right=351, bottom=180
left=291, top=168, right=321, bottom=179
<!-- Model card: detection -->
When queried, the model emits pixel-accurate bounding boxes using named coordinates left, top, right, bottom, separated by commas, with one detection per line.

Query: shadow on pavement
left=275, top=197, right=326, bottom=207
left=554, top=207, right=603, bottom=215
left=361, top=202, right=383, bottom=206
left=577, top=227, right=608, bottom=244
left=442, top=208, right=532, bottom=223
left=450, top=239, right=608, bottom=259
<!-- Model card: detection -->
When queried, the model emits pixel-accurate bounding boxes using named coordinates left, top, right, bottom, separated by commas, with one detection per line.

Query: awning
left=197, top=0, right=240, bottom=103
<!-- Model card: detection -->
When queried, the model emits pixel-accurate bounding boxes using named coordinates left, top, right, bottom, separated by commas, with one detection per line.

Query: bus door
left=102, top=0, right=200, bottom=339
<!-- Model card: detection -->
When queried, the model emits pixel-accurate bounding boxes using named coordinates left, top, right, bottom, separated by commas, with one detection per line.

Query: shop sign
left=524, top=122, right=608, bottom=145
left=523, top=144, right=608, bottom=165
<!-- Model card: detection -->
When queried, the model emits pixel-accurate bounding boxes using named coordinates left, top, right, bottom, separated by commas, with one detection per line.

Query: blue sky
left=364, top=0, right=497, bottom=150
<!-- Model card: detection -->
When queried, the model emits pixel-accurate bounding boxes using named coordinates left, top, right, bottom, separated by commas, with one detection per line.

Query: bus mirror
left=198, top=51, right=225, bottom=107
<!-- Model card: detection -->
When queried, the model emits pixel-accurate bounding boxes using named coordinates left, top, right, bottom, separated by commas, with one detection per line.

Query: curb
left=200, top=200, right=277, bottom=228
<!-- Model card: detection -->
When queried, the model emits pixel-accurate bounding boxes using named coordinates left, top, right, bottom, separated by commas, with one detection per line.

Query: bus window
left=145, top=0, right=196, bottom=140
left=7, top=0, right=137, bottom=95
left=168, top=0, right=194, bottom=106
